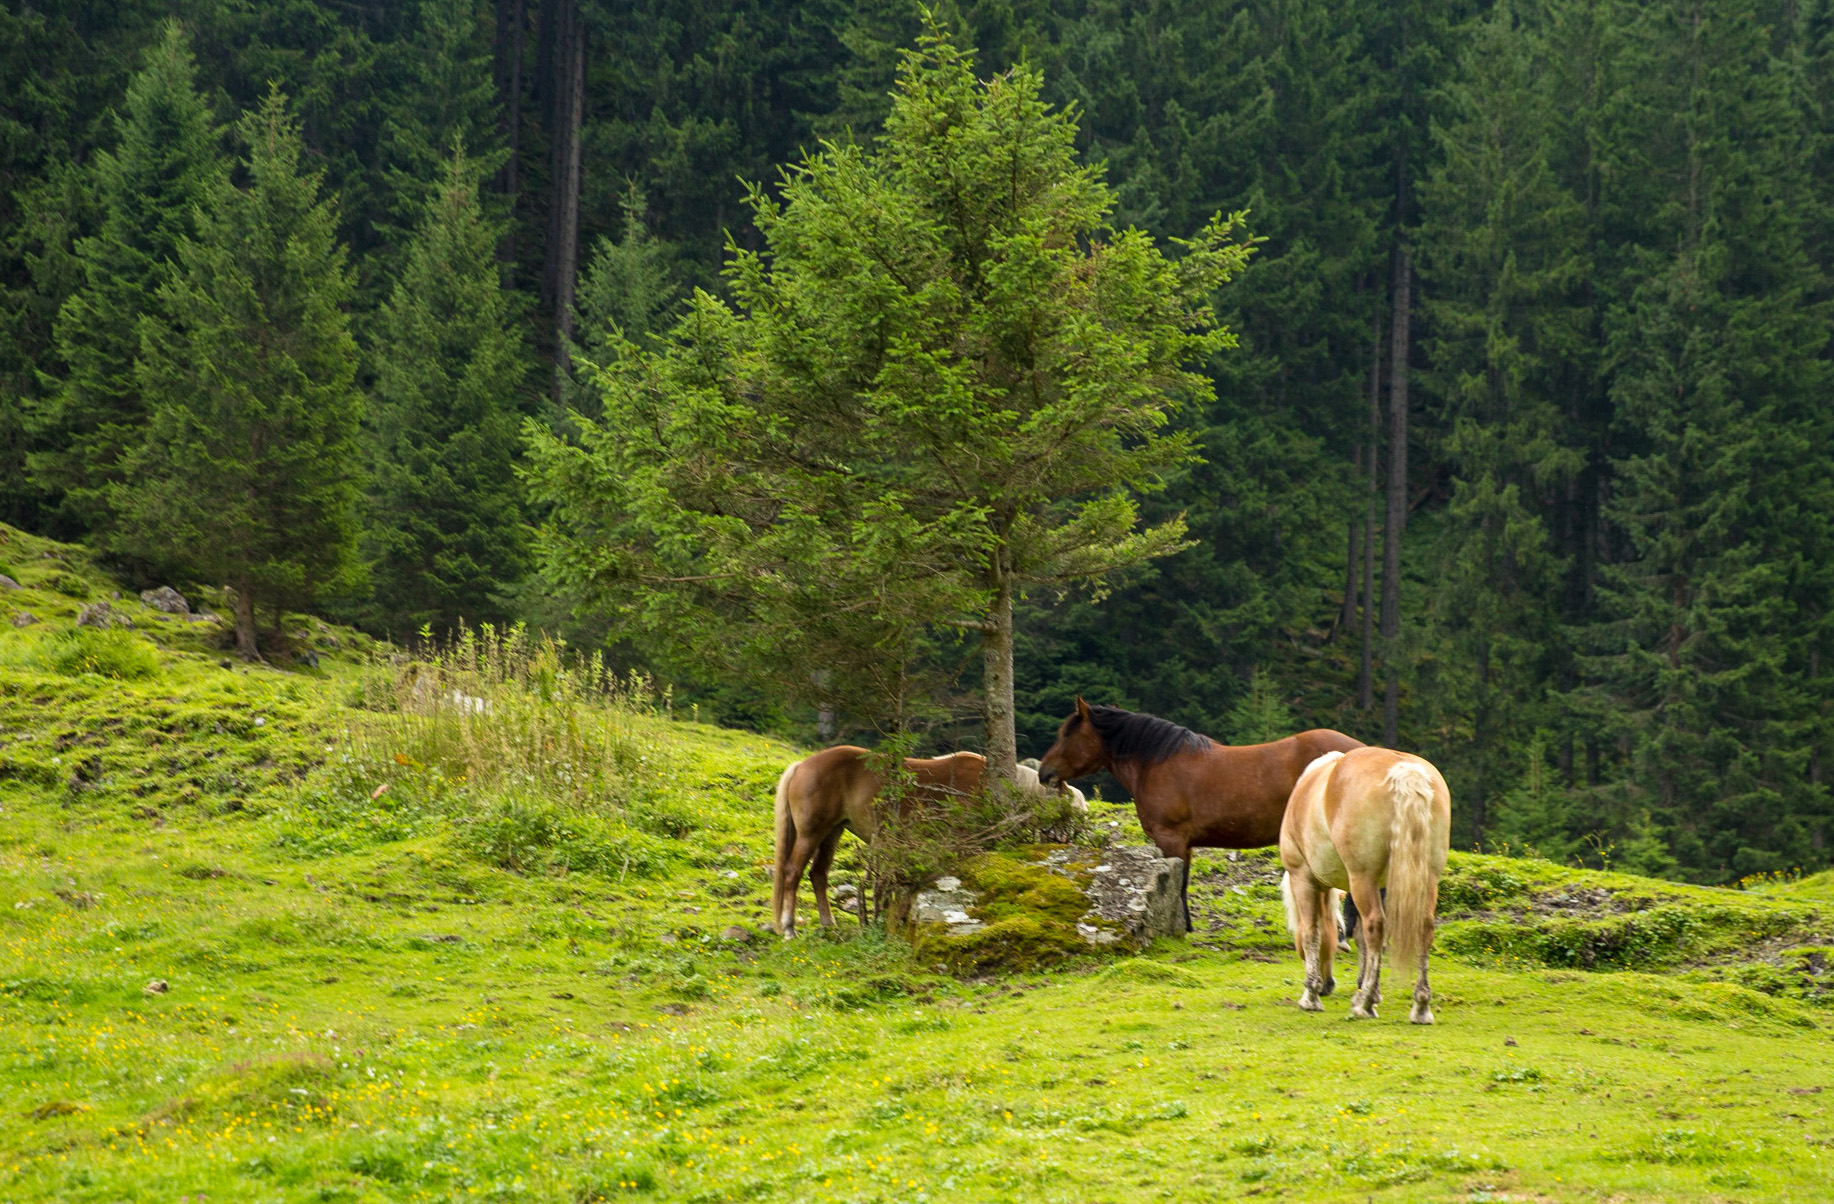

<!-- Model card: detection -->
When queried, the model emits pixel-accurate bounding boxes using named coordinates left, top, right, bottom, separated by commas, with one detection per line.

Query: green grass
left=3, top=521, right=1834, bottom=1202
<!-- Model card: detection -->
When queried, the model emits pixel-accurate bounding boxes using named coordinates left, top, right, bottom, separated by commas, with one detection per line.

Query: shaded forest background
left=3, top=0, right=1832, bottom=883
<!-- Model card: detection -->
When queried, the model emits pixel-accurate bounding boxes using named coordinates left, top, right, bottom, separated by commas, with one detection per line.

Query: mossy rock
left=906, top=850, right=1128, bottom=976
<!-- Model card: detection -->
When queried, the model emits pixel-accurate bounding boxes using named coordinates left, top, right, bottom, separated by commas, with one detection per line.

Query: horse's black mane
left=1084, top=705, right=1213, bottom=765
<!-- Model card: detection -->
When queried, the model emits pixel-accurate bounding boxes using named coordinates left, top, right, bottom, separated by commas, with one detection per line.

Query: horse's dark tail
left=1341, top=888, right=1387, bottom=944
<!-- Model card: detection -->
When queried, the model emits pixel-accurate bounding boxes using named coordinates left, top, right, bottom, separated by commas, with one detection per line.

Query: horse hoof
left=1298, top=994, right=1324, bottom=1012
left=1410, top=1007, right=1435, bottom=1025
left=1348, top=1004, right=1377, bottom=1020
left=1319, top=978, right=1336, bottom=998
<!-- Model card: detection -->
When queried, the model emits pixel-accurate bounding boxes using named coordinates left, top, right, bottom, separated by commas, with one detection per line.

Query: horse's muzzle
left=1037, top=766, right=1060, bottom=786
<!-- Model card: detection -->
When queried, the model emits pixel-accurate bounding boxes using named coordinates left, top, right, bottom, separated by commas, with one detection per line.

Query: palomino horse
left=1036, top=697, right=1362, bottom=930
left=1280, top=747, right=1450, bottom=1023
left=770, top=747, right=1083, bottom=937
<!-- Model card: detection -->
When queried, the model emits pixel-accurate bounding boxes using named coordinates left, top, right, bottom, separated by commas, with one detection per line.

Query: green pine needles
left=528, top=23, right=1254, bottom=770
left=32, top=23, right=224, bottom=537
left=117, top=87, right=364, bottom=661
left=366, top=142, right=531, bottom=637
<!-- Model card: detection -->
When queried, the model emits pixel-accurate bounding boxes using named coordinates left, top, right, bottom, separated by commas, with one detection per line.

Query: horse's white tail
left=1384, top=760, right=1439, bottom=974
left=770, top=760, right=801, bottom=934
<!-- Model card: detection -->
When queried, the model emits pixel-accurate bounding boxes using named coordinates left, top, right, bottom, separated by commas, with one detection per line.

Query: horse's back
left=786, top=745, right=881, bottom=826
left=1312, top=748, right=1451, bottom=879
left=906, top=751, right=986, bottom=800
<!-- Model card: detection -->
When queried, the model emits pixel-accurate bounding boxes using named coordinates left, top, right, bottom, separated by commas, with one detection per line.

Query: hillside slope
left=3, top=524, right=1832, bottom=1203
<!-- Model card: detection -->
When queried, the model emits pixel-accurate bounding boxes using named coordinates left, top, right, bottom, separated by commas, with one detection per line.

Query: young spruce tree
left=119, top=87, right=363, bottom=660
left=528, top=25, right=1251, bottom=774
left=367, top=144, right=530, bottom=636
left=31, top=22, right=222, bottom=536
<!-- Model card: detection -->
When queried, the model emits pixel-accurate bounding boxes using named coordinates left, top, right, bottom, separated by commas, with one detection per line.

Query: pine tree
left=1413, top=4, right=1588, bottom=846
left=561, top=183, right=680, bottom=417
left=367, top=143, right=531, bottom=636
left=530, top=24, right=1250, bottom=770
left=118, top=86, right=363, bottom=660
left=374, top=0, right=506, bottom=293
left=1579, top=0, right=1831, bottom=879
left=29, top=22, right=222, bottom=536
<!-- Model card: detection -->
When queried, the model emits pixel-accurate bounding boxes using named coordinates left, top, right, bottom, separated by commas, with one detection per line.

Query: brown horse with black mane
left=1037, top=697, right=1363, bottom=930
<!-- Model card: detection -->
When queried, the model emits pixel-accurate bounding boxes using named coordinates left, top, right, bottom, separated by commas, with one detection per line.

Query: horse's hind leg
left=809, top=829, right=843, bottom=928
left=778, top=833, right=823, bottom=939
left=1294, top=881, right=1329, bottom=1012
left=1347, top=875, right=1385, bottom=1020
left=1409, top=915, right=1436, bottom=1025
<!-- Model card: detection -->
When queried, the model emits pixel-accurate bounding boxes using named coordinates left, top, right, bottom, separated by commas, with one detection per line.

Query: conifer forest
left=5, top=0, right=1833, bottom=885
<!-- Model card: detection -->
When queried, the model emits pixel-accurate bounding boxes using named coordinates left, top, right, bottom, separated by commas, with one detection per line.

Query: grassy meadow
left=2, top=523, right=1833, bottom=1203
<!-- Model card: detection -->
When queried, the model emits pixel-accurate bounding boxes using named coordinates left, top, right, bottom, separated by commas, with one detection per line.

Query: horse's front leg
left=1145, top=827, right=1194, bottom=934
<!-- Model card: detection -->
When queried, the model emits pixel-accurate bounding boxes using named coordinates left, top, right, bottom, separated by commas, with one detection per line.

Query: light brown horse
left=770, top=747, right=1081, bottom=937
left=1280, top=747, right=1450, bottom=1023
left=1036, top=697, right=1363, bottom=930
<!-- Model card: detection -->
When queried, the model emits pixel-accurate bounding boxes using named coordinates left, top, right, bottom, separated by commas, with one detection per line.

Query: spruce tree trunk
left=1340, top=461, right=1359, bottom=636
left=495, top=0, right=525, bottom=275
left=232, top=579, right=258, bottom=660
left=982, top=569, right=1017, bottom=786
left=1381, top=245, right=1411, bottom=747
left=1359, top=290, right=1381, bottom=711
left=543, top=0, right=585, bottom=399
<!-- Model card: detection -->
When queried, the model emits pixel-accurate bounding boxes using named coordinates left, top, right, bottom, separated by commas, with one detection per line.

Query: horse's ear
left=1074, top=695, right=1091, bottom=720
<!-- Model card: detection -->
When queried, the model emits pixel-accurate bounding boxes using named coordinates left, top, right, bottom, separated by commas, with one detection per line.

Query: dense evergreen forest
left=3, top=0, right=1832, bottom=884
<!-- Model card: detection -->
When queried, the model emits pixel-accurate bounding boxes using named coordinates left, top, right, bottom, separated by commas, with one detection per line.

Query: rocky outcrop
left=1044, top=845, right=1185, bottom=945
left=75, top=601, right=132, bottom=629
left=907, top=844, right=1186, bottom=973
left=0, top=574, right=19, bottom=590
left=140, top=586, right=190, bottom=615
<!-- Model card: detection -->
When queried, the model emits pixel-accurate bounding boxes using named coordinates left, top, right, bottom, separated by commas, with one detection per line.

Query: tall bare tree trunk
left=495, top=0, right=525, bottom=276
left=1339, top=458, right=1360, bottom=636
left=983, top=566, right=1017, bottom=785
left=1359, top=289, right=1381, bottom=711
left=541, top=0, right=585, bottom=399
left=1381, top=244, right=1411, bottom=747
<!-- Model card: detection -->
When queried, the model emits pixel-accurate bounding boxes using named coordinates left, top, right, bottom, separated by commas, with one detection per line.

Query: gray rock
left=915, top=846, right=1186, bottom=948
left=75, top=601, right=132, bottom=629
left=0, top=574, right=19, bottom=590
left=140, top=586, right=190, bottom=615
left=912, top=876, right=984, bottom=935
left=1052, top=845, right=1185, bottom=942
left=11, top=611, right=36, bottom=627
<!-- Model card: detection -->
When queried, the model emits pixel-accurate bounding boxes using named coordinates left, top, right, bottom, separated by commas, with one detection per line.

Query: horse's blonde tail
left=1384, top=760, right=1439, bottom=974
left=1280, top=871, right=1297, bottom=938
left=770, top=760, right=801, bottom=934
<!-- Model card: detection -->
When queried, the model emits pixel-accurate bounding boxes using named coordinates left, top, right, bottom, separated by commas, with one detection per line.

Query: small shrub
left=46, top=627, right=160, bottom=679
left=46, top=572, right=91, bottom=598
left=456, top=794, right=671, bottom=880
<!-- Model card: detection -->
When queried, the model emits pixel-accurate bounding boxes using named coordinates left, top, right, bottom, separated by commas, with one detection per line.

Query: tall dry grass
left=345, top=623, right=668, bottom=815
left=295, top=625, right=691, bottom=878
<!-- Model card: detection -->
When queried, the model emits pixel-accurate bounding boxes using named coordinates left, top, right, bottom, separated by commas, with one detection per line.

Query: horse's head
left=1037, top=696, right=1107, bottom=786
